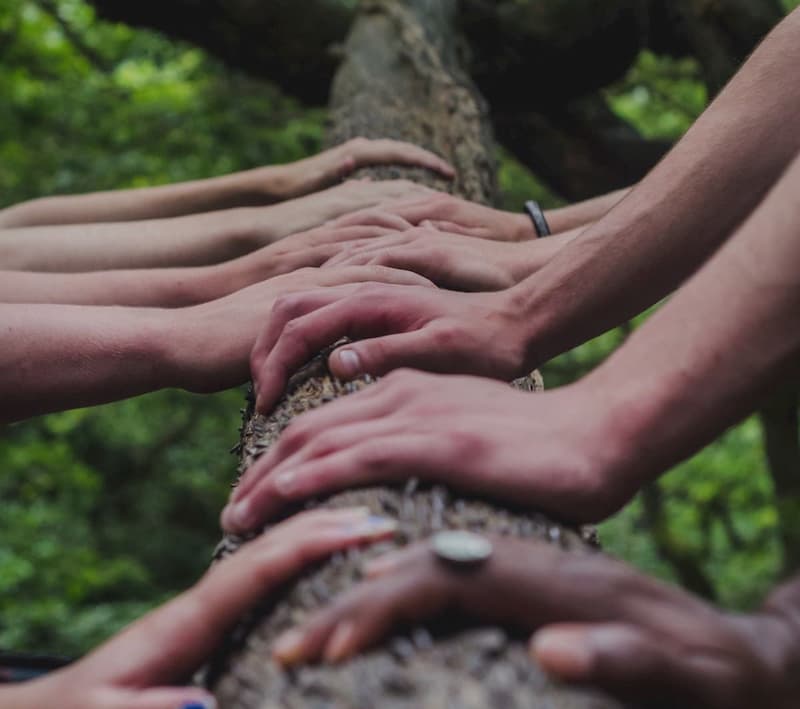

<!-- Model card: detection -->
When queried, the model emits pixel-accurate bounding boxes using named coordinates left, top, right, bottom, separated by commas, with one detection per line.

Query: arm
left=0, top=179, right=430, bottom=272
left=0, top=222, right=406, bottom=307
left=0, top=265, right=431, bottom=424
left=270, top=537, right=800, bottom=709
left=0, top=509, right=395, bottom=709
left=0, top=138, right=453, bottom=228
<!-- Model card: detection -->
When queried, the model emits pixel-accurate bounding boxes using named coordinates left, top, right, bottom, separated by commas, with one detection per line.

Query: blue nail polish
left=180, top=702, right=214, bottom=709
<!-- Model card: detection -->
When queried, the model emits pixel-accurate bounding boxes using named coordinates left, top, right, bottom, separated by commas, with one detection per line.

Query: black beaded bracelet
left=524, top=200, right=551, bottom=238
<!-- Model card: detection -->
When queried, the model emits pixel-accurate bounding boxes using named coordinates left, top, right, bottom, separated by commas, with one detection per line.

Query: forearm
left=514, top=9, right=800, bottom=362
left=0, top=166, right=282, bottom=228
left=0, top=207, right=267, bottom=272
left=0, top=304, right=179, bottom=422
left=581, top=151, right=800, bottom=495
left=544, top=187, right=630, bottom=234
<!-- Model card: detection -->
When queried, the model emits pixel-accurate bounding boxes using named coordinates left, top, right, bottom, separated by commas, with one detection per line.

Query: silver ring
left=432, top=530, right=493, bottom=567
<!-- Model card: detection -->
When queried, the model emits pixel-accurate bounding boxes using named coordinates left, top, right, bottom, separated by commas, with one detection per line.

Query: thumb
left=530, top=623, right=729, bottom=706
left=329, top=331, right=440, bottom=380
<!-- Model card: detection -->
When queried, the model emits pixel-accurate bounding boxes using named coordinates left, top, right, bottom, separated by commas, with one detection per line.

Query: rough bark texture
left=199, top=3, right=624, bottom=708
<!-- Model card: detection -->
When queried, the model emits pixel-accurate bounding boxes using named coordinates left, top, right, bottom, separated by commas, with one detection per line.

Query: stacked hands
left=6, top=81, right=800, bottom=709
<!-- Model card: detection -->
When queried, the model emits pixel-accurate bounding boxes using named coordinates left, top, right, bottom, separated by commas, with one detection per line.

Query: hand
left=169, top=266, right=434, bottom=394
left=270, top=536, right=799, bottom=709
left=323, top=225, right=548, bottom=291
left=222, top=372, right=627, bottom=534
left=10, top=507, right=396, bottom=709
left=219, top=219, right=411, bottom=292
left=249, top=282, right=532, bottom=414
left=275, top=138, right=455, bottom=199
left=332, top=192, right=533, bottom=242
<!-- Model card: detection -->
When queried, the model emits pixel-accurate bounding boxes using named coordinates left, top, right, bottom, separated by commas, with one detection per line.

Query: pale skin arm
left=0, top=222, right=410, bottom=306
left=0, top=180, right=430, bottom=272
left=0, top=265, right=431, bottom=424
left=229, top=147, right=800, bottom=534
left=0, top=138, right=454, bottom=228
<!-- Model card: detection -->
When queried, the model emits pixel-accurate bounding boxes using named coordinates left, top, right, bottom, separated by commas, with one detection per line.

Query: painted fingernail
left=273, top=628, right=307, bottom=666
left=336, top=349, right=362, bottom=378
left=325, top=621, right=357, bottom=663
left=530, top=630, right=593, bottom=679
left=274, top=470, right=297, bottom=495
left=180, top=699, right=217, bottom=709
left=347, top=515, right=397, bottom=536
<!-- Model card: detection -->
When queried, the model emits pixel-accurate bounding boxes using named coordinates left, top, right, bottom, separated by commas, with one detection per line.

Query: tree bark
left=200, top=2, right=622, bottom=707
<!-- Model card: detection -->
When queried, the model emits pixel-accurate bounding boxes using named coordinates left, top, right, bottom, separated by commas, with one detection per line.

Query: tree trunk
left=200, top=3, right=622, bottom=708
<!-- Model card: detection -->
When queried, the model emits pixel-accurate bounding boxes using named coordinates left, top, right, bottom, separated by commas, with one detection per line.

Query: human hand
left=275, top=138, right=455, bottom=199
left=323, top=225, right=548, bottom=291
left=222, top=372, right=627, bottom=534
left=249, top=282, right=532, bottom=414
left=271, top=535, right=799, bottom=709
left=331, top=192, right=533, bottom=242
left=219, top=219, right=411, bottom=292
left=169, top=266, right=434, bottom=395
left=11, top=508, right=396, bottom=709
left=263, top=178, right=431, bottom=243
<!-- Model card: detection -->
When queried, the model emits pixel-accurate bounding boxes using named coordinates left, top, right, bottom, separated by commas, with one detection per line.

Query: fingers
left=101, top=686, right=217, bottom=709
left=84, top=508, right=396, bottom=687
left=341, top=138, right=455, bottom=179
left=531, top=623, right=737, bottom=707
left=252, top=287, right=428, bottom=413
left=223, top=433, right=437, bottom=531
left=312, top=265, right=434, bottom=288
left=272, top=546, right=451, bottom=666
left=330, top=208, right=414, bottom=231
left=230, top=384, right=396, bottom=505
left=425, top=219, right=488, bottom=238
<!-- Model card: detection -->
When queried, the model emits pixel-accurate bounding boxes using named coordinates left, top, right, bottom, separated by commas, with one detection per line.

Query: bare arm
left=0, top=138, right=453, bottom=228
left=0, top=265, right=430, bottom=424
left=516, top=8, right=800, bottom=364
left=0, top=223, right=404, bottom=306
left=0, top=179, right=429, bottom=272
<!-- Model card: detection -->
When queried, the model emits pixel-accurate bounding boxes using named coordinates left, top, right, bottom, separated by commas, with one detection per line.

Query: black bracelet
left=524, top=200, right=551, bottom=238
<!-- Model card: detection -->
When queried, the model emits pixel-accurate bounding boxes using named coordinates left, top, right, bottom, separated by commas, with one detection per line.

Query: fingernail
left=530, top=630, right=593, bottom=679
left=274, top=470, right=297, bottom=495
left=180, top=699, right=217, bottom=709
left=228, top=499, right=252, bottom=529
left=336, top=349, right=362, bottom=378
left=273, top=628, right=307, bottom=666
left=347, top=515, right=397, bottom=537
left=363, top=553, right=401, bottom=578
left=325, top=621, right=356, bottom=663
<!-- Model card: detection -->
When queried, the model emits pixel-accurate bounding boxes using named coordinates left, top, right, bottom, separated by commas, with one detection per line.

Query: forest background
left=1, top=0, right=798, bottom=657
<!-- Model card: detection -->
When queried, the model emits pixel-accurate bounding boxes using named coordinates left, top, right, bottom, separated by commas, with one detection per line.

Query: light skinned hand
left=323, top=225, right=549, bottom=291
left=277, top=138, right=455, bottom=199
left=222, top=372, right=628, bottom=534
left=269, top=535, right=799, bottom=709
left=330, top=192, right=532, bottom=242
left=249, top=282, right=532, bottom=415
left=7, top=508, right=396, bottom=709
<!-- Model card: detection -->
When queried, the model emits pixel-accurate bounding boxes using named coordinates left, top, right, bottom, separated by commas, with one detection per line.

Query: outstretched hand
left=278, top=138, right=455, bottom=199
left=8, top=508, right=396, bottom=709
left=330, top=192, right=532, bottom=242
left=222, top=372, right=630, bottom=534
left=249, top=284, right=532, bottom=415
left=271, top=535, right=799, bottom=709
